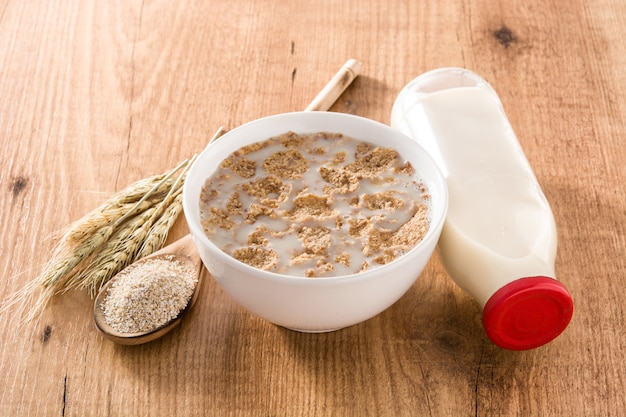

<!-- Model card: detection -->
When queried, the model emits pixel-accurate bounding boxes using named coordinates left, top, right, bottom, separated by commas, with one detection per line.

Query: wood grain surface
left=1, top=0, right=625, bottom=416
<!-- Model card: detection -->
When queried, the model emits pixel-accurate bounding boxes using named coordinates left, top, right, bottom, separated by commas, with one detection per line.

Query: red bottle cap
left=482, top=276, right=574, bottom=350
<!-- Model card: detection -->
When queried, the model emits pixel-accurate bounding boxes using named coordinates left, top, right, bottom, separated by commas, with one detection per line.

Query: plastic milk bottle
left=391, top=68, right=574, bottom=350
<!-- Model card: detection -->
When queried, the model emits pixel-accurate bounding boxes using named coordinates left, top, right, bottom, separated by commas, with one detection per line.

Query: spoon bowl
left=94, top=234, right=203, bottom=345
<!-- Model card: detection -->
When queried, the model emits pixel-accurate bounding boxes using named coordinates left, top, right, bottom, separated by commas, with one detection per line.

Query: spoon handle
left=305, top=59, right=362, bottom=111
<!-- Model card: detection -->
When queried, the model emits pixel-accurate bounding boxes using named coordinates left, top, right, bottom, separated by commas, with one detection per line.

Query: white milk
left=391, top=68, right=573, bottom=350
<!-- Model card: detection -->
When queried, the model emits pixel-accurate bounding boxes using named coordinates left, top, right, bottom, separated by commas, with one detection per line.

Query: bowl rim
left=183, top=111, right=448, bottom=283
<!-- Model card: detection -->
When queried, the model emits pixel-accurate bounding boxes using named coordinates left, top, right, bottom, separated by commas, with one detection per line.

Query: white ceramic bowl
left=183, top=111, right=448, bottom=332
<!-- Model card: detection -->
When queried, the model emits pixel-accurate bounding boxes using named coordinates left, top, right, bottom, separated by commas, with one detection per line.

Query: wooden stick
left=305, top=58, right=362, bottom=111
left=208, top=126, right=225, bottom=143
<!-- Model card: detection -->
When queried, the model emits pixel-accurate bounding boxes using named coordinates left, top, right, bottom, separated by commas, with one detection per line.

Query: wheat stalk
left=0, top=157, right=194, bottom=324
left=135, top=154, right=196, bottom=260
left=67, top=159, right=190, bottom=242
left=66, top=177, right=177, bottom=244
left=65, top=154, right=195, bottom=296
left=68, top=207, right=157, bottom=296
left=67, top=199, right=160, bottom=244
left=136, top=191, right=184, bottom=260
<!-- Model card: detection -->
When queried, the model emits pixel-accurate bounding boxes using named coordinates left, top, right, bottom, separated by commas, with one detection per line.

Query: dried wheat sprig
left=129, top=153, right=193, bottom=254
left=68, top=155, right=194, bottom=295
left=134, top=154, right=196, bottom=260
left=40, top=225, right=116, bottom=291
left=0, top=158, right=193, bottom=325
left=80, top=208, right=164, bottom=297
left=1, top=224, right=114, bottom=326
left=135, top=192, right=184, bottom=260
left=17, top=224, right=116, bottom=325
left=66, top=180, right=171, bottom=244
left=41, top=166, right=183, bottom=292
left=66, top=159, right=189, bottom=243
left=79, top=195, right=181, bottom=296
left=106, top=175, right=174, bottom=205
left=67, top=200, right=157, bottom=244
left=67, top=207, right=158, bottom=295
left=46, top=196, right=161, bottom=294
left=94, top=160, right=185, bottom=218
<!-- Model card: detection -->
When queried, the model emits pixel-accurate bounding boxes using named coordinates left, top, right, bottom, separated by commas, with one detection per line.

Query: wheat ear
left=0, top=159, right=192, bottom=325
left=135, top=154, right=196, bottom=259
left=135, top=192, right=184, bottom=260
left=67, top=156, right=194, bottom=295
left=67, top=207, right=157, bottom=296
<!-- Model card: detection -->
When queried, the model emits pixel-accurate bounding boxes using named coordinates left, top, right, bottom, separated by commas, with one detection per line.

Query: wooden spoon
left=93, top=234, right=202, bottom=345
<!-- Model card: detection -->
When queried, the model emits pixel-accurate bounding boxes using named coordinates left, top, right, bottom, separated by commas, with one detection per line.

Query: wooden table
left=1, top=1, right=625, bottom=415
